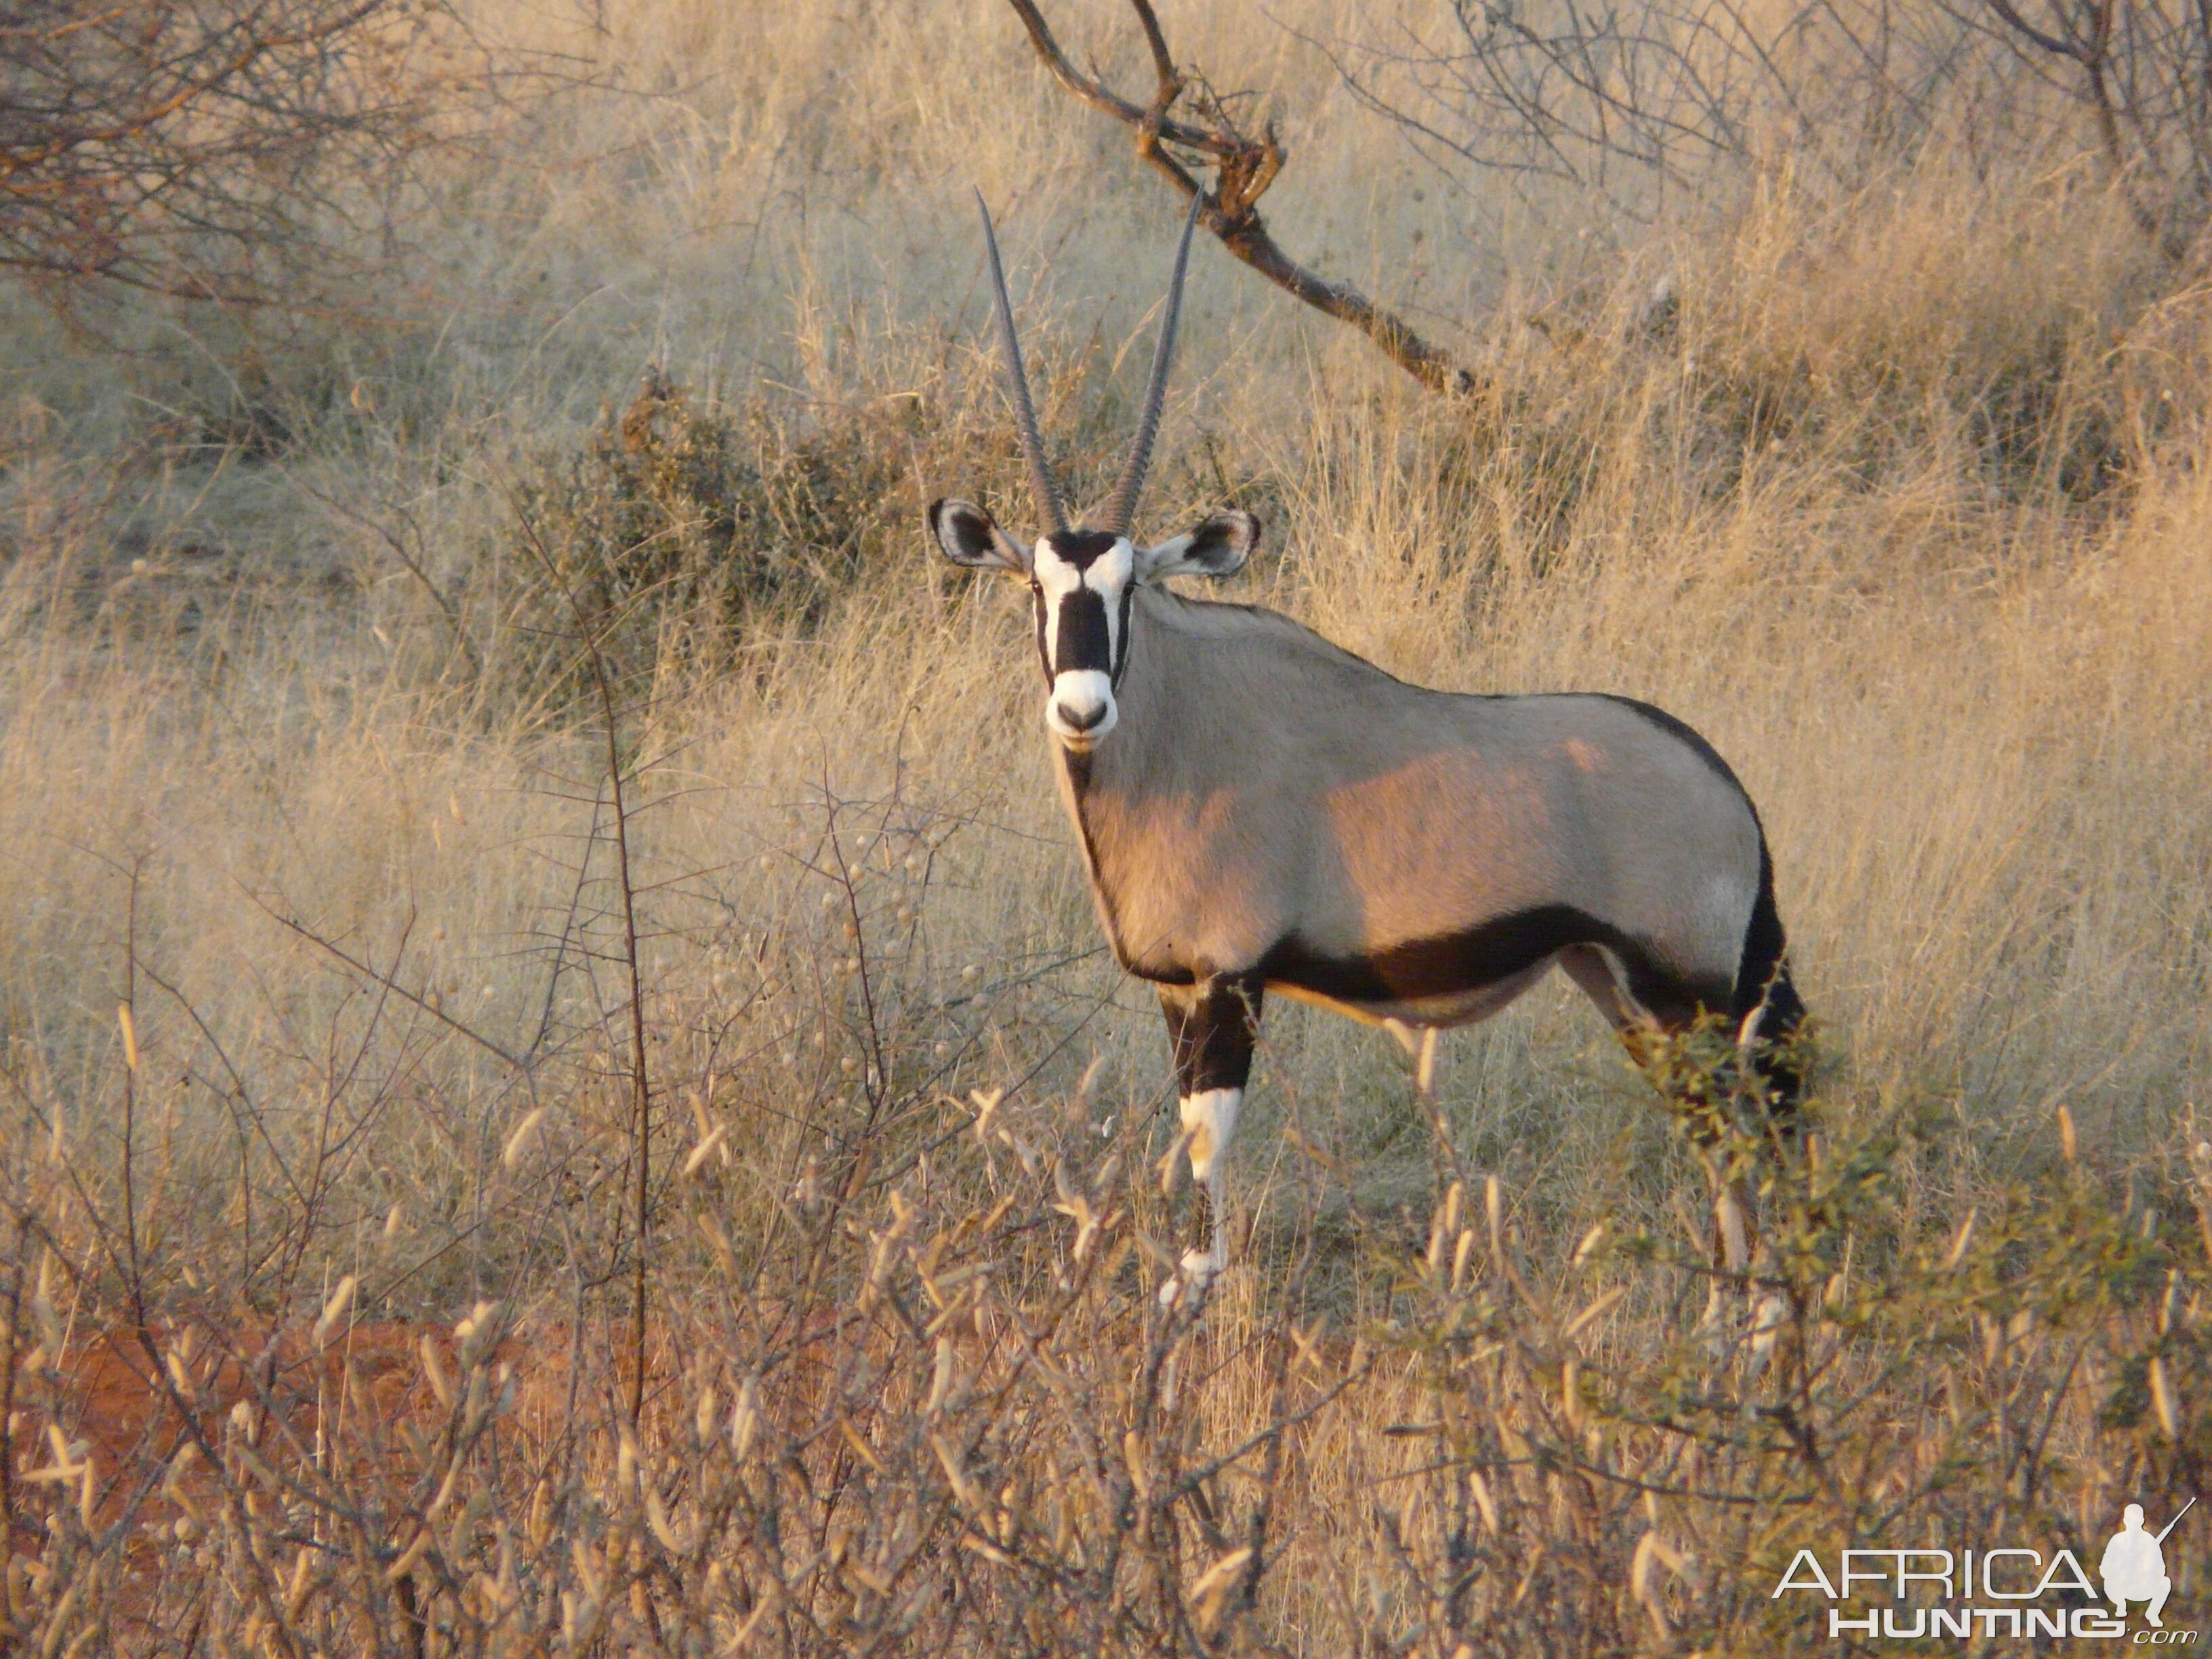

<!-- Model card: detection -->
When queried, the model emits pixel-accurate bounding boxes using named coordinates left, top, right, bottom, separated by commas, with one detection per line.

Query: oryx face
left=927, top=501, right=1258, bottom=750
left=930, top=190, right=1252, bottom=749
left=1032, top=531, right=1134, bottom=743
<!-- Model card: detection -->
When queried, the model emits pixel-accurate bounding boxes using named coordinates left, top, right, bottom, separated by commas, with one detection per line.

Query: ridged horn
left=1099, top=192, right=1202, bottom=537
left=975, top=191, right=1067, bottom=535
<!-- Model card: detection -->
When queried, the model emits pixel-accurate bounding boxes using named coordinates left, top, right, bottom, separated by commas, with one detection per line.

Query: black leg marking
left=1158, top=975, right=1264, bottom=1098
left=1158, top=976, right=1263, bottom=1282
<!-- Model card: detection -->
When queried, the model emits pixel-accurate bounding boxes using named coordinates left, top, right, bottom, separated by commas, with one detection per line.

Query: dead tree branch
left=1006, top=0, right=1479, bottom=394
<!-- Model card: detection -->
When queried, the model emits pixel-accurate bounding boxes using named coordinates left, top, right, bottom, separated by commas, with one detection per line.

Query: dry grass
left=1, top=1, right=2209, bottom=1653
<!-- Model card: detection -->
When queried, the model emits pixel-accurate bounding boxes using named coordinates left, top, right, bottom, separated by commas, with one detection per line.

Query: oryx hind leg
left=1556, top=943, right=1703, bottom=1077
left=1156, top=974, right=1263, bottom=1304
left=1732, top=842, right=1808, bottom=1114
left=1559, top=943, right=1758, bottom=1340
left=1556, top=943, right=1647, bottom=1032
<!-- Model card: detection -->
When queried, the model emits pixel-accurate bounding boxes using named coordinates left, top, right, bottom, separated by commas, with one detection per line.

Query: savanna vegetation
left=1, top=1, right=2209, bottom=1654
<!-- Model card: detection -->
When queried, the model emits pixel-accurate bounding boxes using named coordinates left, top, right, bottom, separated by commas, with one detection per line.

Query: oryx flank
left=930, top=194, right=1807, bottom=1298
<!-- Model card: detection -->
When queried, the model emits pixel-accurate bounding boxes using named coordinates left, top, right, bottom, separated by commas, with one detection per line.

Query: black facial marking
left=1032, top=588, right=1051, bottom=683
left=1045, top=529, right=1122, bottom=571
left=1113, top=583, right=1136, bottom=684
left=1053, top=589, right=1112, bottom=675
left=1255, top=905, right=1733, bottom=1026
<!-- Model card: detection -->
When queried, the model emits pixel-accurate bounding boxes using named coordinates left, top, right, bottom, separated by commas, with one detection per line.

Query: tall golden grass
left=1, top=1, right=2208, bottom=1652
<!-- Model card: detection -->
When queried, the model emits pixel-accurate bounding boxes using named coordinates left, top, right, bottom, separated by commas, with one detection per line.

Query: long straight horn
left=1099, top=192, right=1202, bottom=537
left=975, top=191, right=1067, bottom=535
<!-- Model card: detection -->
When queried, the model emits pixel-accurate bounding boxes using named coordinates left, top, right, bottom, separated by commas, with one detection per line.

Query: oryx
left=929, top=195, right=1806, bottom=1294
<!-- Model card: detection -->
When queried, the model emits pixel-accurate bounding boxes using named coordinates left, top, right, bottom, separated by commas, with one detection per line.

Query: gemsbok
left=930, top=194, right=1807, bottom=1297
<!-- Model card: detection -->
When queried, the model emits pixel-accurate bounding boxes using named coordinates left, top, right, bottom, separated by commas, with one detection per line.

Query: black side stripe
left=1256, top=905, right=1733, bottom=1025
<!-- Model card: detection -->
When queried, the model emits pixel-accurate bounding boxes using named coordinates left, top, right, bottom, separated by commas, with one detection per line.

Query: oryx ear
left=928, top=498, right=1031, bottom=574
left=1135, top=511, right=1258, bottom=583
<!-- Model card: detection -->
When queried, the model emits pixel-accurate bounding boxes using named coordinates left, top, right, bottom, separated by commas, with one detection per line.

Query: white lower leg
left=1715, top=1185, right=1749, bottom=1275
left=1698, top=1172, right=1753, bottom=1344
left=1176, top=1086, right=1242, bottom=1287
left=1182, top=1087, right=1242, bottom=1188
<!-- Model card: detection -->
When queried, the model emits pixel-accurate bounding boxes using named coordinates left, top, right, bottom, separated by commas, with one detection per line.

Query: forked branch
left=1006, top=0, right=1480, bottom=394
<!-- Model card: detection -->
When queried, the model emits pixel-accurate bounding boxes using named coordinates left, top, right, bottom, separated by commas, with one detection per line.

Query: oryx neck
left=1053, top=586, right=1371, bottom=803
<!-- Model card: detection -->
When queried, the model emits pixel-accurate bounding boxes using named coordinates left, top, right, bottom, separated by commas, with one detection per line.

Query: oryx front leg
left=1157, top=975, right=1263, bottom=1306
left=1172, top=1088, right=1241, bottom=1298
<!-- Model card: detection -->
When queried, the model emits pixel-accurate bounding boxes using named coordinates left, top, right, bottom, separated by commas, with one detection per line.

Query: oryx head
left=928, top=193, right=1258, bottom=750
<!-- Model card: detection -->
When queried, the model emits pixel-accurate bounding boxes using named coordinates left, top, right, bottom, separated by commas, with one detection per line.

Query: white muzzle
left=1046, top=670, right=1117, bottom=745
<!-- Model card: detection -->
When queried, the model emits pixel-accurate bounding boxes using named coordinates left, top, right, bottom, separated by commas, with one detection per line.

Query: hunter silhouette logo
left=1774, top=1496, right=2199, bottom=1639
left=2104, top=1498, right=2192, bottom=1629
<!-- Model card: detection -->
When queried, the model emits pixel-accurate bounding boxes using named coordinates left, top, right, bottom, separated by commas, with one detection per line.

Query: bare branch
left=0, top=0, right=464, bottom=306
left=1006, top=0, right=1480, bottom=394
left=1129, top=0, right=1181, bottom=100
left=1983, top=0, right=2085, bottom=59
left=1981, top=0, right=2209, bottom=257
left=1004, top=0, right=1237, bottom=157
left=1312, top=0, right=2212, bottom=263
